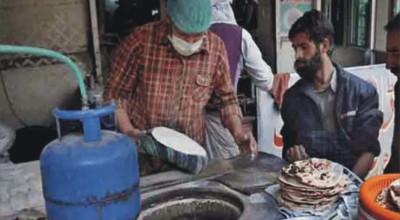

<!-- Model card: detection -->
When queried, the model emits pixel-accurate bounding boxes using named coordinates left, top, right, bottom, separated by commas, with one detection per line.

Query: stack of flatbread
left=376, top=178, right=400, bottom=212
left=278, top=158, right=350, bottom=213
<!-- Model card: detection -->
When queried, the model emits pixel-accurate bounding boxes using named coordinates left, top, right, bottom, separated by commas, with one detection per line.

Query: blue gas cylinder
left=40, top=104, right=140, bottom=219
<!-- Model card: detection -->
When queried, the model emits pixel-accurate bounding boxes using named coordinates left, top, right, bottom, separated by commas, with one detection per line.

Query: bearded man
left=280, top=9, right=383, bottom=179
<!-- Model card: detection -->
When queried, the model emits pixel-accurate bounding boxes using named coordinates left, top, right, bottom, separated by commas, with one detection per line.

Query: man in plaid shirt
left=104, top=0, right=256, bottom=173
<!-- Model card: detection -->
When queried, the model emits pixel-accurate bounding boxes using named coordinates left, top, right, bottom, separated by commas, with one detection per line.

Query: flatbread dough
left=151, top=127, right=207, bottom=157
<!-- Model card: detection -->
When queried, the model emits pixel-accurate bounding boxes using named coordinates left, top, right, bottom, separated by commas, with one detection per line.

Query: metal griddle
left=215, top=152, right=287, bottom=194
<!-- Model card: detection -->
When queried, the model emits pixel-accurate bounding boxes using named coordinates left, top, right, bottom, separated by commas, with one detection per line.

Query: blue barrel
left=40, top=104, right=140, bottom=219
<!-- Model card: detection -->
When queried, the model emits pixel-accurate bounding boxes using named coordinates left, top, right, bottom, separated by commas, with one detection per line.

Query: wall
left=331, top=47, right=371, bottom=67
left=374, top=0, right=390, bottom=52
left=257, top=0, right=276, bottom=71
left=276, top=40, right=296, bottom=73
left=275, top=0, right=313, bottom=73
left=0, top=0, right=92, bottom=129
left=274, top=0, right=395, bottom=71
left=373, top=0, right=391, bottom=65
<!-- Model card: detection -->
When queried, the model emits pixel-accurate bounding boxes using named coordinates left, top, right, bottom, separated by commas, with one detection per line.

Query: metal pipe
left=89, top=0, right=103, bottom=87
left=369, top=0, right=377, bottom=64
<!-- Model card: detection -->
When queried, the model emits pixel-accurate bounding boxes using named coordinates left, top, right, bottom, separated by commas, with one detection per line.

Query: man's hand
left=224, top=115, right=257, bottom=155
left=235, top=131, right=258, bottom=155
left=126, top=129, right=145, bottom=139
left=286, top=145, right=309, bottom=162
left=125, top=129, right=145, bottom=146
left=352, top=152, right=375, bottom=179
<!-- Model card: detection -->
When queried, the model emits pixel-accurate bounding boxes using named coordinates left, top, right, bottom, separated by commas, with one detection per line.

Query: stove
left=137, top=153, right=286, bottom=220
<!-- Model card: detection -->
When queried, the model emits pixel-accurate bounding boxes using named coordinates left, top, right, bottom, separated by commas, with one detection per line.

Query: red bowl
left=359, top=174, right=400, bottom=220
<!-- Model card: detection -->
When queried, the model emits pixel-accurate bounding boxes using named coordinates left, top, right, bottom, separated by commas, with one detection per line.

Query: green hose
left=0, top=45, right=88, bottom=108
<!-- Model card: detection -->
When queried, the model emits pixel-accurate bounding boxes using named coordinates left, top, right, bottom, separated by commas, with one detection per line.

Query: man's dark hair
left=288, top=9, right=334, bottom=53
left=385, top=13, right=400, bottom=32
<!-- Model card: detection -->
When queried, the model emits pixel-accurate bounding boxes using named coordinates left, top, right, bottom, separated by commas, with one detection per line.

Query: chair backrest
left=256, top=64, right=397, bottom=179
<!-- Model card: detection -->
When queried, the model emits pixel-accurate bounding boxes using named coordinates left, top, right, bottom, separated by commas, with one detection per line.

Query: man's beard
left=294, top=50, right=323, bottom=82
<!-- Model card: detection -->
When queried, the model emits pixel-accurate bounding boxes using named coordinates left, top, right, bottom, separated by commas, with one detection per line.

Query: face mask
left=294, top=49, right=323, bottom=82
left=168, top=34, right=204, bottom=56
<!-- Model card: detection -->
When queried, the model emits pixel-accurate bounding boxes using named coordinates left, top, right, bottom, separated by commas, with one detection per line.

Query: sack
left=0, top=123, right=15, bottom=163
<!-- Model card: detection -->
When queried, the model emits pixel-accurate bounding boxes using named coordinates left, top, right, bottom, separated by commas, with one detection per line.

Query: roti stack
left=278, top=158, right=350, bottom=212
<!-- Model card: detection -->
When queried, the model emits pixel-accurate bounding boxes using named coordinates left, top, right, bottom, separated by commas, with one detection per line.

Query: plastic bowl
left=359, top=174, right=400, bottom=220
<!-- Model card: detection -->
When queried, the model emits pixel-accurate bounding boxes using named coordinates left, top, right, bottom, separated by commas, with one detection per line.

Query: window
left=322, top=0, right=371, bottom=48
left=350, top=0, right=370, bottom=47
left=395, top=0, right=400, bottom=14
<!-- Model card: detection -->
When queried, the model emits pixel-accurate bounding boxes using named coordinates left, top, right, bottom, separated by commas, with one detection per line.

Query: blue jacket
left=281, top=64, right=383, bottom=169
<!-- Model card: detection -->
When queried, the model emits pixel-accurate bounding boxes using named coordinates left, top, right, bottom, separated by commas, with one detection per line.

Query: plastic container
left=359, top=174, right=400, bottom=220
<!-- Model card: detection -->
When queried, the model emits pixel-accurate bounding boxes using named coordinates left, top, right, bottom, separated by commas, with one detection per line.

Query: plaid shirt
left=104, top=17, right=242, bottom=145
